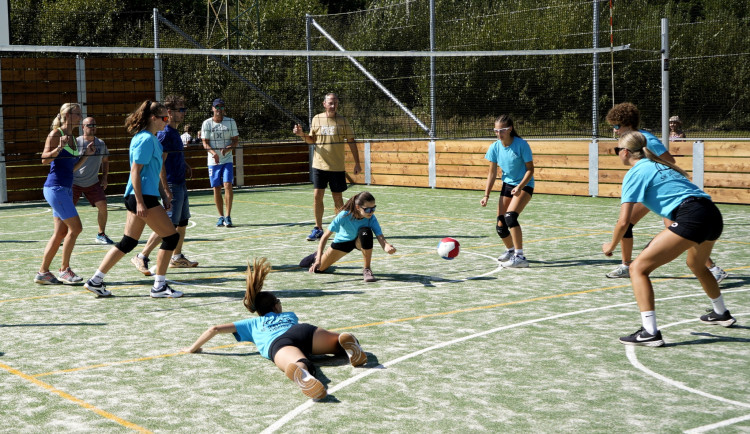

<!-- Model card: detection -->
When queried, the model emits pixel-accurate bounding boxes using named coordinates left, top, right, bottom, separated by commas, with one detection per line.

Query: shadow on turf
left=664, top=330, right=750, bottom=347
left=312, top=352, right=383, bottom=403
left=0, top=322, right=107, bottom=327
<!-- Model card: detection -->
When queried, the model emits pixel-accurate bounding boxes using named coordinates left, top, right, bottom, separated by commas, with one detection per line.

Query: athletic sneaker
left=34, top=271, right=61, bottom=285
left=150, top=283, right=184, bottom=298
left=606, top=264, right=630, bottom=278
left=95, top=233, right=115, bottom=245
left=299, top=252, right=317, bottom=268
left=618, top=327, right=664, bottom=347
left=84, top=279, right=112, bottom=297
left=338, top=332, right=367, bottom=367
left=497, top=249, right=515, bottom=262
left=306, top=227, right=324, bottom=241
left=224, top=216, right=233, bottom=227
left=216, top=216, right=225, bottom=227
left=700, top=309, right=736, bottom=327
left=709, top=266, right=728, bottom=283
left=58, top=267, right=83, bottom=284
left=363, top=267, right=376, bottom=282
left=131, top=255, right=153, bottom=276
left=169, top=254, right=199, bottom=268
left=285, top=362, right=327, bottom=400
left=501, top=255, right=529, bottom=268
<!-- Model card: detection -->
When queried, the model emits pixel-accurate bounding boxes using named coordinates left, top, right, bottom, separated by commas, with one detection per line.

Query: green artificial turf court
left=1, top=184, right=749, bottom=432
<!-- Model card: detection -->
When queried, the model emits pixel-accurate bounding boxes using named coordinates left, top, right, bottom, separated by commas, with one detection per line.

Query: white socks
left=515, top=248, right=524, bottom=257
left=153, top=275, right=166, bottom=289
left=640, top=311, right=658, bottom=335
left=91, top=270, right=106, bottom=284
left=710, top=295, right=727, bottom=315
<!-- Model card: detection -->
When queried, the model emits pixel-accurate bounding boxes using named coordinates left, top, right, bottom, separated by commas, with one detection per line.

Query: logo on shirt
left=671, top=222, right=679, bottom=227
left=321, top=125, right=337, bottom=136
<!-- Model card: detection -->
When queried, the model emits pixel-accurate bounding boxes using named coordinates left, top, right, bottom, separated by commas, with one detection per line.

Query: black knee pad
left=496, top=216, right=510, bottom=238
left=358, top=227, right=374, bottom=250
left=297, top=358, right=317, bottom=376
left=178, top=219, right=189, bottom=228
left=504, top=211, right=520, bottom=228
left=624, top=223, right=635, bottom=239
left=160, top=232, right=180, bottom=251
left=115, top=235, right=138, bottom=254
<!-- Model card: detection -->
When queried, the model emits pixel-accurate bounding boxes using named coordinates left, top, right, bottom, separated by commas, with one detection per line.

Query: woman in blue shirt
left=602, top=131, right=735, bottom=347
left=480, top=115, right=534, bottom=268
left=300, top=191, right=396, bottom=282
left=83, top=101, right=182, bottom=298
left=36, top=103, right=96, bottom=285
left=183, top=257, right=367, bottom=400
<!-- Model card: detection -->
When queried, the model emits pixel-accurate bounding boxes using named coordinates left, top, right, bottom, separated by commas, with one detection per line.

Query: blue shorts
left=167, top=182, right=191, bottom=225
left=208, top=162, right=234, bottom=188
left=43, top=186, right=78, bottom=220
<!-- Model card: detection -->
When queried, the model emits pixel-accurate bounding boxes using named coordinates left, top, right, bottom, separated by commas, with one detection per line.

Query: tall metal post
left=429, top=0, right=436, bottom=139
left=153, top=8, right=163, bottom=102
left=592, top=1, right=599, bottom=138
left=305, top=14, right=314, bottom=128
left=661, top=18, right=670, bottom=149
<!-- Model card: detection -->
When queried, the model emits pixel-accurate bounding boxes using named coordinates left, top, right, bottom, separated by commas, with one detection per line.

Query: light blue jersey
left=124, top=130, right=163, bottom=198
left=233, top=311, right=299, bottom=359
left=328, top=209, right=383, bottom=243
left=621, top=159, right=710, bottom=219
left=640, top=129, right=668, bottom=157
left=484, top=136, right=535, bottom=188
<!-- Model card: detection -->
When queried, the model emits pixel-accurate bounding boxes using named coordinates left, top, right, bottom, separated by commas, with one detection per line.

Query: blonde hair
left=619, top=131, right=689, bottom=178
left=243, top=257, right=274, bottom=315
left=51, top=103, right=81, bottom=130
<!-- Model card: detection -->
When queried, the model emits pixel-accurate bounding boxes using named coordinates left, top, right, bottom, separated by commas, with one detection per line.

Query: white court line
left=625, top=314, right=750, bottom=433
left=261, top=288, right=750, bottom=433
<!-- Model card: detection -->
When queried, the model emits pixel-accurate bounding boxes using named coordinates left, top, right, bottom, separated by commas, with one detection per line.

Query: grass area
left=1, top=184, right=749, bottom=432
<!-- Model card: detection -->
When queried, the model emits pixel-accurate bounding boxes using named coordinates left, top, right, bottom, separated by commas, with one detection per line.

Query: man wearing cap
left=73, top=117, right=114, bottom=245
left=202, top=98, right=239, bottom=227
left=293, top=92, right=361, bottom=241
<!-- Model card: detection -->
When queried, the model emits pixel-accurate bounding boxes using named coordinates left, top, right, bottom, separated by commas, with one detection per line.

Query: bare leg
left=317, top=247, right=348, bottom=272
left=331, top=191, right=344, bottom=213
left=97, top=212, right=146, bottom=274
left=174, top=225, right=187, bottom=256
left=140, top=231, right=161, bottom=258
left=224, top=183, right=233, bottom=217
left=505, top=192, right=532, bottom=251
left=40, top=217, right=68, bottom=273
left=94, top=200, right=108, bottom=234
left=213, top=186, right=224, bottom=216
left=313, top=188, right=325, bottom=228
left=496, top=196, right=514, bottom=250
left=59, top=215, right=83, bottom=270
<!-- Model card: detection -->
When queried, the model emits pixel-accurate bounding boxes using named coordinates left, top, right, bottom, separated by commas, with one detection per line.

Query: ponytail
left=340, top=191, right=375, bottom=217
left=124, top=100, right=165, bottom=135
left=495, top=114, right=521, bottom=138
left=243, top=257, right=274, bottom=315
left=620, top=131, right=689, bottom=178
left=51, top=103, right=80, bottom=130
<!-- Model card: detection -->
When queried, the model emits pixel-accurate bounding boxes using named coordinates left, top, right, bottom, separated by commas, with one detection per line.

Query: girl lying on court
left=299, top=191, right=397, bottom=282
left=602, top=131, right=736, bottom=347
left=182, top=257, right=367, bottom=400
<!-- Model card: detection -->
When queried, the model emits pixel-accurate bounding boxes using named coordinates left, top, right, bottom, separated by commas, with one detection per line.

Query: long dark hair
left=124, top=100, right=166, bottom=135
left=243, top=257, right=276, bottom=316
left=495, top=114, right=521, bottom=138
left=340, top=191, right=375, bottom=218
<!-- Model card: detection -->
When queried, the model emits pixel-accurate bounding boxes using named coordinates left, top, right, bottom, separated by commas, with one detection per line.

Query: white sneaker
left=606, top=264, right=630, bottom=278
left=501, top=255, right=529, bottom=268
left=150, top=283, right=183, bottom=298
left=709, top=266, right=728, bottom=283
left=497, top=249, right=515, bottom=262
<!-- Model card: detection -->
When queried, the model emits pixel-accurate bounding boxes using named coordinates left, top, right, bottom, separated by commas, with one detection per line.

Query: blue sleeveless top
left=44, top=130, right=79, bottom=188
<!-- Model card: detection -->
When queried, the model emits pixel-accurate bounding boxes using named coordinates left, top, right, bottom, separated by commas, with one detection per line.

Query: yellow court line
left=0, top=362, right=151, bottom=433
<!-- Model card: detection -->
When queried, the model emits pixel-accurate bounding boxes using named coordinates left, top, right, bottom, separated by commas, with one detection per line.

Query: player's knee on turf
left=504, top=211, right=520, bottom=228
left=160, top=232, right=180, bottom=251
left=496, top=216, right=510, bottom=238
left=358, top=228, right=374, bottom=250
left=115, top=235, right=138, bottom=254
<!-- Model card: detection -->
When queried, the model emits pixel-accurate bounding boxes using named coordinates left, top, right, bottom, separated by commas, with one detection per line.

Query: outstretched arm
left=376, top=234, right=396, bottom=254
left=182, top=323, right=237, bottom=353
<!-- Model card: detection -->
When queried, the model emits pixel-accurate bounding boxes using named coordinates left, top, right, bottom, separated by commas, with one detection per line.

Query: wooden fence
left=344, top=139, right=750, bottom=204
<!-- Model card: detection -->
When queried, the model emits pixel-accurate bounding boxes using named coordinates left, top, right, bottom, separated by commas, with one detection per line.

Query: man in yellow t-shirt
left=293, top=93, right=361, bottom=241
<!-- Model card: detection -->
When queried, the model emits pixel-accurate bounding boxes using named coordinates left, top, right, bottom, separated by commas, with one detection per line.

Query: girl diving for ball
left=182, top=257, right=367, bottom=400
left=299, top=191, right=396, bottom=282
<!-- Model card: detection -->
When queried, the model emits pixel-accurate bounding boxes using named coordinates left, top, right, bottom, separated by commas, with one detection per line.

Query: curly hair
left=606, top=102, right=640, bottom=129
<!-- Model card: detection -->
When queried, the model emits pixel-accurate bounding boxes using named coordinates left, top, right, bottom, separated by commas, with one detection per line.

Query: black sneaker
left=700, top=309, right=736, bottom=327
left=299, top=252, right=317, bottom=268
left=150, top=283, right=184, bottom=298
left=84, top=279, right=112, bottom=297
left=618, top=327, right=664, bottom=347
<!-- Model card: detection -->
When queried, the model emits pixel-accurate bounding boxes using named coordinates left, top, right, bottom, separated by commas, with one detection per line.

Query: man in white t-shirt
left=202, top=98, right=239, bottom=227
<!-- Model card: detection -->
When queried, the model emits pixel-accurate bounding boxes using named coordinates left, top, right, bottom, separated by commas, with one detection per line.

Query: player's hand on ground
left=602, top=242, right=614, bottom=256
left=309, top=260, right=320, bottom=274
left=181, top=347, right=202, bottom=354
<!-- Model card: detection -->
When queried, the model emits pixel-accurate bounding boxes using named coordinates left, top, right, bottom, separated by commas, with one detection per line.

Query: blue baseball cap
left=212, top=98, right=225, bottom=107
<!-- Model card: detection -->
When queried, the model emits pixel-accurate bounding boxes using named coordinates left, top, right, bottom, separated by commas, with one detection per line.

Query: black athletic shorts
left=668, top=196, right=723, bottom=244
left=124, top=194, right=162, bottom=213
left=268, top=323, right=318, bottom=362
left=500, top=182, right=534, bottom=198
left=331, top=239, right=358, bottom=253
left=311, top=168, right=348, bottom=193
